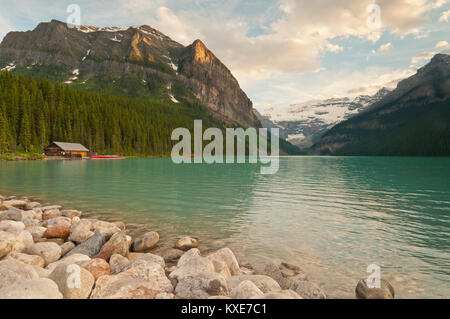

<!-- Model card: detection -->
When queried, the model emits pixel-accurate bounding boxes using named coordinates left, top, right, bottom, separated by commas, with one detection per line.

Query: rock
left=0, top=278, right=63, bottom=299
left=91, top=255, right=173, bottom=299
left=159, top=248, right=184, bottom=263
left=78, top=258, right=111, bottom=281
left=113, top=221, right=126, bottom=230
left=230, top=280, right=264, bottom=299
left=110, top=254, right=129, bottom=273
left=155, top=292, right=176, bottom=299
left=90, top=273, right=161, bottom=299
left=22, top=218, right=40, bottom=227
left=44, top=225, right=71, bottom=239
left=169, top=249, right=215, bottom=281
left=290, top=281, right=327, bottom=299
left=94, top=231, right=129, bottom=261
left=355, top=279, right=395, bottom=299
left=175, top=272, right=229, bottom=299
left=6, top=252, right=45, bottom=268
left=0, top=231, right=14, bottom=257
left=227, top=275, right=281, bottom=293
left=0, top=220, right=25, bottom=233
left=69, top=219, right=94, bottom=243
left=264, top=261, right=307, bottom=289
left=43, top=209, right=62, bottom=220
left=61, top=209, right=82, bottom=218
left=208, top=296, right=232, bottom=299
left=46, top=216, right=72, bottom=228
left=175, top=236, right=199, bottom=251
left=2, top=200, right=27, bottom=209
left=240, top=267, right=255, bottom=275
left=0, top=208, right=23, bottom=222
left=48, top=263, right=95, bottom=299
left=90, top=220, right=121, bottom=239
left=257, top=290, right=302, bottom=299
left=26, top=242, right=62, bottom=266
left=41, top=205, right=62, bottom=212
left=66, top=230, right=106, bottom=258
left=0, top=230, right=33, bottom=253
left=128, top=252, right=144, bottom=261
left=207, top=248, right=241, bottom=277
left=0, top=259, right=40, bottom=289
left=46, top=253, right=91, bottom=272
left=60, top=241, right=76, bottom=256
left=24, top=202, right=41, bottom=210
left=26, top=226, right=47, bottom=241
left=132, top=231, right=159, bottom=252
left=0, top=204, right=12, bottom=211
left=47, top=238, right=65, bottom=245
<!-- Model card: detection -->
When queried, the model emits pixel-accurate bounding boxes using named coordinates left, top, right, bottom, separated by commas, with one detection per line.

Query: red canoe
left=90, top=155, right=124, bottom=160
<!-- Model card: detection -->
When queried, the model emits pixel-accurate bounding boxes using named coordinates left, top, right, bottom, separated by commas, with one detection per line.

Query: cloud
left=440, top=10, right=450, bottom=22
left=411, top=51, right=437, bottom=65
left=372, top=42, right=394, bottom=55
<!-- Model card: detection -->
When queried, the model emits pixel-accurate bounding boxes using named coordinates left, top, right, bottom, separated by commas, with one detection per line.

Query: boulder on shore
left=48, top=263, right=95, bottom=299
left=0, top=278, right=63, bottom=299
left=66, top=230, right=106, bottom=258
left=175, top=236, right=198, bottom=251
left=355, top=279, right=395, bottom=299
left=26, top=242, right=62, bottom=266
left=94, top=231, right=129, bottom=261
left=132, top=231, right=159, bottom=252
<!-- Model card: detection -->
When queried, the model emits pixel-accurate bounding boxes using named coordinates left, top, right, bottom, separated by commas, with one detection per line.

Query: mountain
left=0, top=19, right=259, bottom=128
left=253, top=109, right=288, bottom=140
left=310, top=54, right=450, bottom=156
left=258, top=88, right=391, bottom=149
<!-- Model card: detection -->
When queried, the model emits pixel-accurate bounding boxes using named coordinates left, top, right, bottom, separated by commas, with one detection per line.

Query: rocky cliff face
left=0, top=20, right=259, bottom=128
left=310, top=54, right=450, bottom=156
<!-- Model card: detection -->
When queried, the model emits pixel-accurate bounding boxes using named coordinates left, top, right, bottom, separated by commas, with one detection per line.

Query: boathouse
left=44, top=142, right=89, bottom=158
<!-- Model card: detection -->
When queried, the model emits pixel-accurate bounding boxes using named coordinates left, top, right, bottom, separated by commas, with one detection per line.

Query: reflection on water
left=0, top=157, right=449, bottom=298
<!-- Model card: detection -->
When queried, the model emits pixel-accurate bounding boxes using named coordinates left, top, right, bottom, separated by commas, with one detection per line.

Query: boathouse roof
left=46, top=142, right=89, bottom=152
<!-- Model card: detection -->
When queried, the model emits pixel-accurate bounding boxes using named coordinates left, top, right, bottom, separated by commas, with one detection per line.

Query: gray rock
left=290, top=281, right=327, bottom=299
left=26, top=242, right=62, bottom=266
left=66, top=230, right=106, bottom=258
left=49, top=263, right=95, bottom=299
left=227, top=275, right=281, bottom=293
left=175, top=272, right=229, bottom=299
left=0, top=278, right=63, bottom=299
left=60, top=241, right=76, bottom=256
left=0, top=208, right=23, bottom=222
left=355, top=279, right=395, bottom=299
left=230, top=280, right=264, bottom=299
left=264, top=261, right=307, bottom=289
left=132, top=231, right=159, bottom=252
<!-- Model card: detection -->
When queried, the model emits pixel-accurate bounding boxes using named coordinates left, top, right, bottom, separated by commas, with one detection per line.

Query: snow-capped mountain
left=257, top=88, right=391, bottom=149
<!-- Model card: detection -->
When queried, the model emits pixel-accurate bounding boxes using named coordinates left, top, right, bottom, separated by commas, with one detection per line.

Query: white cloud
left=411, top=51, right=437, bottom=65
left=439, top=10, right=450, bottom=22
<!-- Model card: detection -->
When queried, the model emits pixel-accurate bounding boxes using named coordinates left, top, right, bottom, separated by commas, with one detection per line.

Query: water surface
left=0, top=157, right=449, bottom=298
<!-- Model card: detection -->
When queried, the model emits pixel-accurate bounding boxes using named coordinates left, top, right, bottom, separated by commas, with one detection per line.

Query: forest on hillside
left=0, top=71, right=223, bottom=157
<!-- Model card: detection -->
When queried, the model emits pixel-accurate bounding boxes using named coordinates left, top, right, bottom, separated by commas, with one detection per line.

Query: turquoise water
left=0, top=157, right=449, bottom=298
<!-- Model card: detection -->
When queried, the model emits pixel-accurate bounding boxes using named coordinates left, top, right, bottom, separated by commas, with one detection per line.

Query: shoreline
left=0, top=192, right=396, bottom=299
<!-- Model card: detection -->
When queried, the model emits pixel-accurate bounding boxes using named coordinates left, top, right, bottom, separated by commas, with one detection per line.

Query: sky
left=0, top=0, right=449, bottom=108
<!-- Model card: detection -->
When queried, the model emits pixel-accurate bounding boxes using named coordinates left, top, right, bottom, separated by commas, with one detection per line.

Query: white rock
left=230, top=280, right=264, bottom=299
left=207, top=248, right=241, bottom=277
left=175, top=272, right=228, bottom=299
left=227, top=275, right=282, bottom=293
left=0, top=259, right=40, bottom=290
left=49, top=263, right=95, bottom=299
left=69, top=219, right=94, bottom=243
left=26, top=242, right=62, bottom=266
left=169, top=249, right=215, bottom=281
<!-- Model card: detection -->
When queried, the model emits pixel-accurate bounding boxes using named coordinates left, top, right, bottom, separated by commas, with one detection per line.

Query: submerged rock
left=159, top=248, right=184, bottom=263
left=355, top=279, right=395, bottom=299
left=175, top=236, right=198, bottom=251
left=132, top=231, right=159, bottom=252
left=264, top=261, right=308, bottom=289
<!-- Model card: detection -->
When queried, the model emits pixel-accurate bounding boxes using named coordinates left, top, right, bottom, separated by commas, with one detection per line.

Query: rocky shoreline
left=0, top=194, right=395, bottom=299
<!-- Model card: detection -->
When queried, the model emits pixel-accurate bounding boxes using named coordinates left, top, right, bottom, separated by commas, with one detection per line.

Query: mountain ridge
left=0, top=19, right=259, bottom=128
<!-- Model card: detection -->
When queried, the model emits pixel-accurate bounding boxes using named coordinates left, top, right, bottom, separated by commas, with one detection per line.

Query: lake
left=0, top=157, right=449, bottom=298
